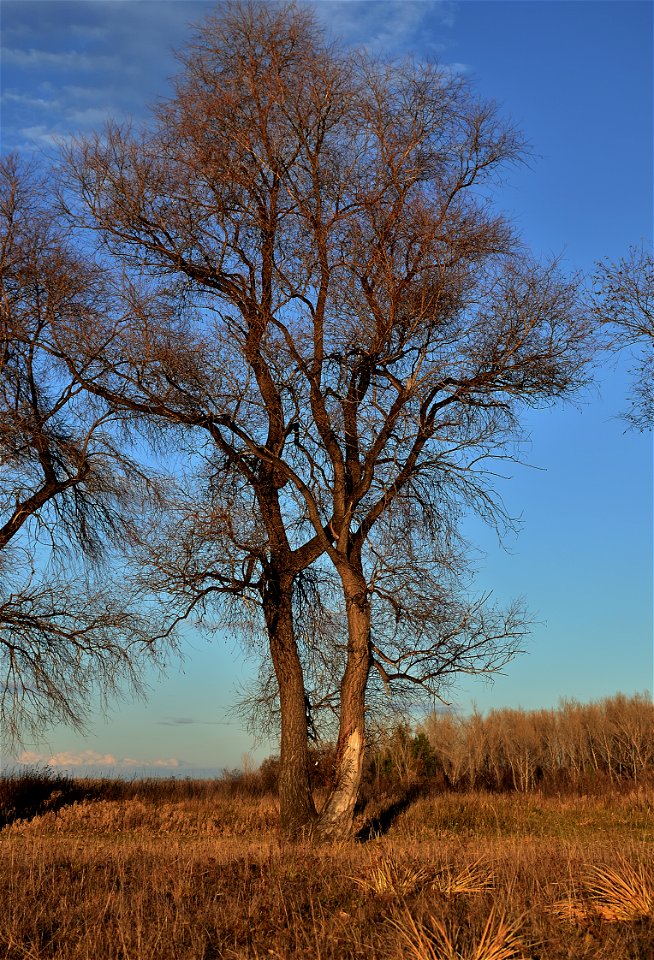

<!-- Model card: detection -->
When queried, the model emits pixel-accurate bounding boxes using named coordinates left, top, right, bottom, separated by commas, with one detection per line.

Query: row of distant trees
left=1, top=1, right=652, bottom=840
left=366, top=694, right=654, bottom=794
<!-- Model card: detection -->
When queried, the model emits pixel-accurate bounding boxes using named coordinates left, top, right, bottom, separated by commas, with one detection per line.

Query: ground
left=1, top=777, right=653, bottom=959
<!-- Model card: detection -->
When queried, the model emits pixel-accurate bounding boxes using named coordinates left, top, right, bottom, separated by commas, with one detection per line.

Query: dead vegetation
left=1, top=765, right=653, bottom=959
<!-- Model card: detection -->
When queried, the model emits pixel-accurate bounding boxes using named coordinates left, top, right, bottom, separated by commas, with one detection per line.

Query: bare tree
left=594, top=246, right=654, bottom=428
left=422, top=694, right=654, bottom=791
left=0, top=156, right=167, bottom=743
left=61, top=2, right=594, bottom=838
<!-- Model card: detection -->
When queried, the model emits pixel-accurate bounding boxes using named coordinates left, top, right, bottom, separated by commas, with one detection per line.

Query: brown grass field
left=1, top=773, right=653, bottom=959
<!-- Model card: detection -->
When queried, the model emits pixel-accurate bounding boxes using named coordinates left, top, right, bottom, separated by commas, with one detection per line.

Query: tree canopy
left=3, top=2, right=601, bottom=839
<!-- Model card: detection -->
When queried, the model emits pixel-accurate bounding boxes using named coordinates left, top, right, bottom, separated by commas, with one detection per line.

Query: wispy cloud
left=314, top=0, right=456, bottom=56
left=14, top=750, right=47, bottom=766
left=122, top=756, right=181, bottom=768
left=0, top=2, right=203, bottom=155
left=10, top=125, right=74, bottom=151
left=3, top=103, right=130, bottom=153
left=158, top=716, right=229, bottom=726
left=17, top=749, right=118, bottom=767
left=1, top=91, right=55, bottom=110
left=0, top=46, right=118, bottom=71
left=2, top=0, right=462, bottom=160
left=15, top=750, right=184, bottom=769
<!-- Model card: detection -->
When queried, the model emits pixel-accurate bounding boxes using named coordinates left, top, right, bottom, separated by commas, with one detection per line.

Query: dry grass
left=432, top=859, right=496, bottom=896
left=1, top=775, right=653, bottom=959
left=350, top=855, right=433, bottom=897
left=585, top=859, right=654, bottom=922
left=390, top=908, right=529, bottom=960
left=551, top=856, right=654, bottom=925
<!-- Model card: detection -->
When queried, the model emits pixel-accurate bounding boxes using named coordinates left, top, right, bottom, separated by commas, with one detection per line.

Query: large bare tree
left=61, top=1, right=593, bottom=838
left=0, top=156, right=167, bottom=743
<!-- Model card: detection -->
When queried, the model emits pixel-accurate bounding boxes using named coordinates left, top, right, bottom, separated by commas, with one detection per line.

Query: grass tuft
left=390, top=908, right=530, bottom=960
left=585, top=858, right=654, bottom=922
left=350, top=855, right=432, bottom=896
left=432, top=859, right=496, bottom=895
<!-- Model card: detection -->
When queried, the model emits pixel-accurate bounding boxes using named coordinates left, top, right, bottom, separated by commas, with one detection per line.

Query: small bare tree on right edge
left=594, top=247, right=654, bottom=428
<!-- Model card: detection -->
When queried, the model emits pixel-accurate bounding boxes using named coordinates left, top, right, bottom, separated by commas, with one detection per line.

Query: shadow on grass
left=0, top=770, right=98, bottom=829
left=355, top=783, right=426, bottom=841
left=0, top=770, right=279, bottom=830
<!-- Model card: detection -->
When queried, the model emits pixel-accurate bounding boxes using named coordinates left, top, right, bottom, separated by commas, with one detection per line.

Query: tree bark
left=263, top=569, right=317, bottom=839
left=316, top=569, right=371, bottom=841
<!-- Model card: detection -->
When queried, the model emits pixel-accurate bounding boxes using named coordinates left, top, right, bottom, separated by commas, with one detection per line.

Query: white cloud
left=314, top=0, right=455, bottom=56
left=0, top=46, right=118, bottom=71
left=0, top=91, right=55, bottom=110
left=16, top=750, right=44, bottom=765
left=13, top=125, right=68, bottom=150
left=48, top=750, right=118, bottom=767
left=67, top=105, right=122, bottom=128
left=60, top=83, right=118, bottom=103
left=14, top=750, right=183, bottom=769
left=3, top=0, right=462, bottom=163
left=123, top=756, right=180, bottom=768
left=121, top=757, right=142, bottom=767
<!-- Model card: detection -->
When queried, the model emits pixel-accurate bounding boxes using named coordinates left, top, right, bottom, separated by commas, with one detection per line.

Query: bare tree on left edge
left=0, top=156, right=171, bottom=743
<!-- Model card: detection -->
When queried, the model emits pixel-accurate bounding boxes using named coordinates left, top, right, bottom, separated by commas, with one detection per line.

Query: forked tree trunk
left=316, top=572, right=371, bottom=841
left=263, top=571, right=317, bottom=839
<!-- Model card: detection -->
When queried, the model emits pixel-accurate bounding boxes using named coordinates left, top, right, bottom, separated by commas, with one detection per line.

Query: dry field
left=1, top=776, right=653, bottom=959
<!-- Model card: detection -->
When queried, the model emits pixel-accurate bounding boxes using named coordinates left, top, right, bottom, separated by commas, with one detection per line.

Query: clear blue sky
left=1, top=1, right=652, bottom=775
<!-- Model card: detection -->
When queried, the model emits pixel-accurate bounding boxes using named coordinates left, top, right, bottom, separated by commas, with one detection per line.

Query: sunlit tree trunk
left=316, top=568, right=370, bottom=841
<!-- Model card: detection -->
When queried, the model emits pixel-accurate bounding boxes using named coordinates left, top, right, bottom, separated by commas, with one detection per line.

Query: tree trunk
left=316, top=571, right=370, bottom=841
left=263, top=570, right=317, bottom=839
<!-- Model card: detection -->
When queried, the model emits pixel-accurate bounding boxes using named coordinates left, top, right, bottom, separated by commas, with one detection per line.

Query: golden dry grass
left=350, top=856, right=433, bottom=897
left=585, top=859, right=654, bottom=922
left=432, top=859, right=496, bottom=896
left=390, top=907, right=529, bottom=960
left=1, top=778, right=653, bottom=959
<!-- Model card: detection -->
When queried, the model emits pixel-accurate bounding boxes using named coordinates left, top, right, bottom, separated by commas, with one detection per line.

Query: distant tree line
left=284, top=693, right=654, bottom=797
left=395, top=693, right=654, bottom=792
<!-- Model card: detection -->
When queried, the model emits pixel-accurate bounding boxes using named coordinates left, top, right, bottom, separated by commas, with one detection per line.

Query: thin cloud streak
left=0, top=46, right=118, bottom=71
left=158, top=716, right=231, bottom=726
left=15, top=749, right=184, bottom=769
left=313, top=0, right=455, bottom=55
left=1, top=1, right=464, bottom=157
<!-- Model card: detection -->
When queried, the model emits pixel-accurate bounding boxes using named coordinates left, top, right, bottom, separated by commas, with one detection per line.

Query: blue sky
left=1, top=1, right=652, bottom=775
